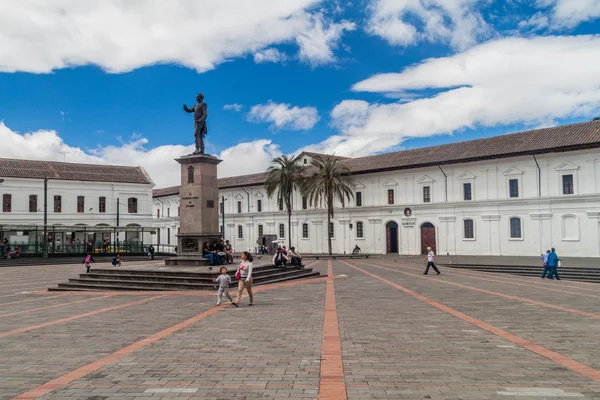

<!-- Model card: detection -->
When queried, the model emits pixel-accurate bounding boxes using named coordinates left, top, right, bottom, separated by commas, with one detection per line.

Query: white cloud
left=366, top=0, right=491, bottom=50
left=0, top=122, right=279, bottom=188
left=248, top=101, right=320, bottom=130
left=223, top=104, right=243, bottom=112
left=304, top=35, right=600, bottom=157
left=296, top=13, right=356, bottom=67
left=0, top=0, right=354, bottom=73
left=537, top=0, right=600, bottom=29
left=253, top=48, right=288, bottom=64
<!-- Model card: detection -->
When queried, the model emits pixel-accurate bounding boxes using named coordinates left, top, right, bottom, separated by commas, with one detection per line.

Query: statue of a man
left=183, top=93, right=208, bottom=154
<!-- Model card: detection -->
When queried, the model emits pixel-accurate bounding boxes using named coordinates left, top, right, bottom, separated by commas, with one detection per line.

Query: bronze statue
left=183, top=93, right=208, bottom=154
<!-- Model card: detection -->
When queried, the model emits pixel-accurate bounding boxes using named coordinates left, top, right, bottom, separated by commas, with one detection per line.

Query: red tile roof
left=0, top=158, right=153, bottom=185
left=152, top=120, right=600, bottom=195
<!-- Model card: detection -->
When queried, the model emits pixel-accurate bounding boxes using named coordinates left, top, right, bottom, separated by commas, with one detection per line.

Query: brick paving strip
left=341, top=260, right=600, bottom=383
left=0, top=294, right=68, bottom=306
left=10, top=261, right=327, bottom=399
left=370, top=259, right=600, bottom=298
left=0, top=295, right=113, bottom=319
left=356, top=260, right=600, bottom=318
left=0, top=295, right=166, bottom=339
left=319, top=261, right=347, bottom=400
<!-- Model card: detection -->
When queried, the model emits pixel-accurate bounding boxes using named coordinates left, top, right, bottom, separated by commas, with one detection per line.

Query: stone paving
left=0, top=258, right=599, bottom=399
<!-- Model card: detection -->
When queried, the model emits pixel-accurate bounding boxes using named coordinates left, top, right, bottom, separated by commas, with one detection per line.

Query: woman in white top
left=423, top=246, right=440, bottom=275
left=234, top=251, right=254, bottom=306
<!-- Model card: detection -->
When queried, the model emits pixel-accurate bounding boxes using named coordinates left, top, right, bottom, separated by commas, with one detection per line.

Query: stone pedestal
left=164, top=153, right=222, bottom=267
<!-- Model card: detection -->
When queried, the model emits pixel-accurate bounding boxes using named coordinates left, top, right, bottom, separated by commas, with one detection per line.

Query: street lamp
left=221, top=196, right=227, bottom=239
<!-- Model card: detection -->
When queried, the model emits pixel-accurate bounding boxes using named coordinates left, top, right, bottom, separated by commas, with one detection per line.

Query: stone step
left=82, top=267, right=299, bottom=284
left=442, top=264, right=600, bottom=273
left=49, top=270, right=322, bottom=292
left=0, top=255, right=160, bottom=267
left=446, top=265, right=600, bottom=276
left=444, top=265, right=600, bottom=283
left=90, top=264, right=278, bottom=278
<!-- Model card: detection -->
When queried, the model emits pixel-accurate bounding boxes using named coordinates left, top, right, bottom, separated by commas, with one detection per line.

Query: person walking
left=423, top=246, right=440, bottom=275
left=214, top=266, right=236, bottom=306
left=82, top=253, right=95, bottom=273
left=540, top=250, right=551, bottom=278
left=234, top=251, right=254, bottom=306
left=546, top=248, right=561, bottom=280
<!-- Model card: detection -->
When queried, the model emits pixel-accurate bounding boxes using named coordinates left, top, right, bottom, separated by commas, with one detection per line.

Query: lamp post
left=221, top=196, right=227, bottom=239
left=42, top=177, right=49, bottom=258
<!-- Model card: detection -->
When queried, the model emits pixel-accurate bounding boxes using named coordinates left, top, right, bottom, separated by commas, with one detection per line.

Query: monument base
left=164, top=232, right=222, bottom=267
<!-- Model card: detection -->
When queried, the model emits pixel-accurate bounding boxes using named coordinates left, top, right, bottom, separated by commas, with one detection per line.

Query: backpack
left=85, top=255, right=91, bottom=263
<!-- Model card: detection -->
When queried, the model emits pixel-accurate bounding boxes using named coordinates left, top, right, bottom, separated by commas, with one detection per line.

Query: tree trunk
left=288, top=209, right=292, bottom=249
left=327, top=209, right=332, bottom=255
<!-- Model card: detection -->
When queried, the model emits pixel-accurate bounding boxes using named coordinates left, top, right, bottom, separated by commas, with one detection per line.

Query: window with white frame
left=463, top=219, right=474, bottom=239
left=463, top=183, right=472, bottom=201
left=509, top=179, right=519, bottom=198
left=356, top=221, right=364, bottom=238
left=562, top=174, right=574, bottom=195
left=387, top=189, right=395, bottom=205
left=328, top=222, right=335, bottom=238
left=510, top=217, right=522, bottom=239
left=356, top=191, right=362, bottom=207
left=237, top=201, right=242, bottom=214
left=302, top=196, right=308, bottom=210
left=258, top=224, right=263, bottom=237
left=423, top=186, right=431, bottom=203
left=278, top=198, right=284, bottom=211
left=257, top=199, right=262, bottom=212
left=279, top=223, right=285, bottom=238
left=237, top=225, right=243, bottom=239
left=302, top=223, right=309, bottom=239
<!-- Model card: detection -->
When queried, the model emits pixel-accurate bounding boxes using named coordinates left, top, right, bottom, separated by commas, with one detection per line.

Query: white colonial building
left=153, top=120, right=600, bottom=257
left=0, top=158, right=155, bottom=249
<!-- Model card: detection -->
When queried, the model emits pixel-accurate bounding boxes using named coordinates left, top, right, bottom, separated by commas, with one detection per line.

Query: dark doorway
left=386, top=221, right=399, bottom=254
left=420, top=222, right=436, bottom=255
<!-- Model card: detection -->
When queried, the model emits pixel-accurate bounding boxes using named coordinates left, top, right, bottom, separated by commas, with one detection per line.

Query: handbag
left=235, top=263, right=244, bottom=280
left=557, top=260, right=562, bottom=268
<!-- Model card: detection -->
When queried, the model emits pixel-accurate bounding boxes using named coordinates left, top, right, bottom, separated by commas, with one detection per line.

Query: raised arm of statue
left=183, top=104, right=194, bottom=113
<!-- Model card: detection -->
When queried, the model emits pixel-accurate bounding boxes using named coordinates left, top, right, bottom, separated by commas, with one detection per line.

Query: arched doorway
left=420, top=222, right=436, bottom=255
left=386, top=221, right=399, bottom=253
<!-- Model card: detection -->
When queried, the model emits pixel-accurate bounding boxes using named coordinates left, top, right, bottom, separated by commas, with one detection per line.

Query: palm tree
left=301, top=155, right=354, bottom=255
left=265, top=154, right=304, bottom=249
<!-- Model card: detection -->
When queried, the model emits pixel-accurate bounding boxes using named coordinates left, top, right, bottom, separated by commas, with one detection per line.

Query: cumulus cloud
left=537, top=0, right=600, bottom=29
left=296, top=13, right=356, bottom=67
left=366, top=0, right=491, bottom=50
left=304, top=35, right=600, bottom=157
left=223, top=104, right=243, bottom=112
left=253, top=48, right=288, bottom=64
left=248, top=101, right=320, bottom=130
left=0, top=122, right=279, bottom=188
left=0, top=0, right=354, bottom=73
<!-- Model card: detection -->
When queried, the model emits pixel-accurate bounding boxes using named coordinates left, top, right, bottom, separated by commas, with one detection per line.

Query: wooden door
left=420, top=223, right=436, bottom=255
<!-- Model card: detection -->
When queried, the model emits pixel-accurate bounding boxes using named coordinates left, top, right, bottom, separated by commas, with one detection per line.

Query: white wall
left=0, top=178, right=154, bottom=245
left=153, top=149, right=600, bottom=257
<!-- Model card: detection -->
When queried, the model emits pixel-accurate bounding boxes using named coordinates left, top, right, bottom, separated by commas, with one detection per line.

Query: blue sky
left=1, top=0, right=600, bottom=187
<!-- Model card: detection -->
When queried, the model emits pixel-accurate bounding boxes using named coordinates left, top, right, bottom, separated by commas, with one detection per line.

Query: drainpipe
left=437, top=165, right=448, bottom=202
left=240, top=187, right=250, bottom=212
left=532, top=154, right=541, bottom=197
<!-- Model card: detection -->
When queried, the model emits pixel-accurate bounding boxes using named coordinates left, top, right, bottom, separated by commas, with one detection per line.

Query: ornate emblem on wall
left=404, top=207, right=412, bottom=217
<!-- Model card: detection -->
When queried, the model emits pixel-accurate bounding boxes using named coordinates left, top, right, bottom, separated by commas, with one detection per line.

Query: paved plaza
left=0, top=258, right=599, bottom=399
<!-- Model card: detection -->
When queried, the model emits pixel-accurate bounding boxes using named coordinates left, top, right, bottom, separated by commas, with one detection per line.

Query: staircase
left=0, top=255, right=162, bottom=267
left=442, top=264, right=600, bottom=283
left=49, top=265, right=323, bottom=291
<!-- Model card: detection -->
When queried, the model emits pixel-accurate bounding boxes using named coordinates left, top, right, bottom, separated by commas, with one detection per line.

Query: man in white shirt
left=287, top=246, right=304, bottom=268
left=423, top=246, right=440, bottom=275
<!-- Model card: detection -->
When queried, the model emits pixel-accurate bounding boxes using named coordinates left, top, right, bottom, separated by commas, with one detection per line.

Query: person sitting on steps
left=353, top=245, right=361, bottom=255
left=272, top=247, right=288, bottom=268
left=287, top=247, right=304, bottom=268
